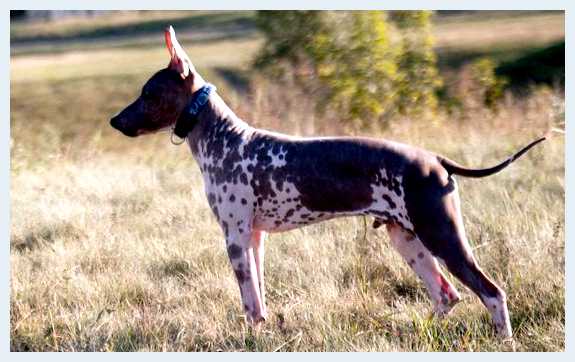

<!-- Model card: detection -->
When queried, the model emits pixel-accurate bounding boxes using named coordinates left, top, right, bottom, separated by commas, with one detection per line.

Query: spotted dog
left=110, top=26, right=546, bottom=339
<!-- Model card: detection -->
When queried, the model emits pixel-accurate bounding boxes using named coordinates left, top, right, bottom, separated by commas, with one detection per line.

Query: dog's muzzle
left=110, top=116, right=138, bottom=137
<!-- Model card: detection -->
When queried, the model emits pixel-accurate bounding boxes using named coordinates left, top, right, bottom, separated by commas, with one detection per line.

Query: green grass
left=10, top=10, right=564, bottom=351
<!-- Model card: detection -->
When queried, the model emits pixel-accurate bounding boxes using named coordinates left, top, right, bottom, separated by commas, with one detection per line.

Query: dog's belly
left=253, top=202, right=343, bottom=233
left=251, top=174, right=414, bottom=233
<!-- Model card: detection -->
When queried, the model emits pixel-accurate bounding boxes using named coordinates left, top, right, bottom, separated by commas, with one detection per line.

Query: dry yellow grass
left=10, top=11, right=564, bottom=351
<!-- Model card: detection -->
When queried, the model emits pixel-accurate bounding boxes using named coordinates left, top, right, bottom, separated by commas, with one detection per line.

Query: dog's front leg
left=226, top=231, right=266, bottom=325
left=252, top=230, right=267, bottom=319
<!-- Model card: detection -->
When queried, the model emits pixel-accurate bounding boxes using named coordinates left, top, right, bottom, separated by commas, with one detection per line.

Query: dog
left=110, top=26, right=546, bottom=339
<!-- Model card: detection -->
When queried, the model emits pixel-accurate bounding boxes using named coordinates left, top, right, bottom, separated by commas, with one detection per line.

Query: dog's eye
left=142, top=89, right=153, bottom=99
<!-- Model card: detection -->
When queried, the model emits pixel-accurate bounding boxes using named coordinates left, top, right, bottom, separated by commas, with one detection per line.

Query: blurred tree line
left=253, top=11, right=508, bottom=127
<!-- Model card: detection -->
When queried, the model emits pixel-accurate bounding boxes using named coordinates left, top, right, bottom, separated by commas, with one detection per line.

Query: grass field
left=10, top=11, right=565, bottom=351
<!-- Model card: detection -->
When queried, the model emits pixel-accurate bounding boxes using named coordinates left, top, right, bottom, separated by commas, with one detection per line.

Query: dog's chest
left=195, top=140, right=324, bottom=232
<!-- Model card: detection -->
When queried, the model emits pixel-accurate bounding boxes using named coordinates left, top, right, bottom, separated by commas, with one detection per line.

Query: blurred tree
left=253, top=10, right=442, bottom=127
left=253, top=11, right=325, bottom=86
left=470, top=58, right=508, bottom=110
left=388, top=11, right=442, bottom=118
left=312, top=11, right=397, bottom=126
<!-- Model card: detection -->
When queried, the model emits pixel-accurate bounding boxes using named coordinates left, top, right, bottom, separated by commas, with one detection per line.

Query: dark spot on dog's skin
left=239, top=228, right=244, bottom=234
left=222, top=185, right=227, bottom=193
left=222, top=221, right=229, bottom=237
left=227, top=244, right=242, bottom=259
left=285, top=209, right=295, bottom=219
left=244, top=303, right=250, bottom=311
left=229, top=213, right=233, bottom=219
left=241, top=198, right=247, bottom=205
left=229, top=194, right=236, bottom=202
left=210, top=205, right=219, bottom=219
left=382, top=194, right=396, bottom=209
left=409, top=259, right=416, bottom=267
left=234, top=269, right=247, bottom=283
left=218, top=195, right=222, bottom=204
left=418, top=252, right=425, bottom=259
left=373, top=220, right=382, bottom=229
left=369, top=209, right=391, bottom=221
left=240, top=173, right=249, bottom=185
left=208, top=193, right=216, bottom=205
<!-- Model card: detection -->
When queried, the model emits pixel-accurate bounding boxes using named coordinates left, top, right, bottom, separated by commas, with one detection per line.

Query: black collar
left=173, top=83, right=217, bottom=138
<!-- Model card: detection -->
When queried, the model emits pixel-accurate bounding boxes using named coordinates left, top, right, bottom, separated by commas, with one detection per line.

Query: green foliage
left=311, top=12, right=398, bottom=125
left=253, top=11, right=442, bottom=127
left=470, top=58, right=508, bottom=110
left=253, top=11, right=325, bottom=83
left=389, top=11, right=442, bottom=117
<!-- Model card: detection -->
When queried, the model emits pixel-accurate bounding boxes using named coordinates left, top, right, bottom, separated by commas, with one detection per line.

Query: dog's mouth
left=110, top=118, right=139, bottom=137
left=119, top=128, right=139, bottom=138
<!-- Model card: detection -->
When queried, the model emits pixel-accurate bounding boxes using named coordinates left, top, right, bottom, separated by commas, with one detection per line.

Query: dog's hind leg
left=434, top=231, right=512, bottom=338
left=433, top=230, right=512, bottom=338
left=412, top=179, right=512, bottom=338
left=386, top=223, right=461, bottom=317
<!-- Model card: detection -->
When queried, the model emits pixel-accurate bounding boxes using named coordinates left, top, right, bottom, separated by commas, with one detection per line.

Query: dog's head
left=110, top=26, right=202, bottom=137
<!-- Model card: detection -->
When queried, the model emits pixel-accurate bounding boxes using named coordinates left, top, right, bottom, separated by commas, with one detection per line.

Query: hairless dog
left=110, top=26, right=546, bottom=339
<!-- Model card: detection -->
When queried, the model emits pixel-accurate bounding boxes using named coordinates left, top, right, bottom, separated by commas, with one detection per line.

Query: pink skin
left=252, top=230, right=268, bottom=319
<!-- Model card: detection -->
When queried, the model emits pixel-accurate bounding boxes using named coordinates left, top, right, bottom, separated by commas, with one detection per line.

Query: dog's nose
left=110, top=116, right=120, bottom=130
left=110, top=117, right=118, bottom=128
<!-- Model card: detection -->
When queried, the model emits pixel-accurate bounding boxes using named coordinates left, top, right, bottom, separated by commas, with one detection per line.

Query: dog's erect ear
left=165, top=26, right=194, bottom=79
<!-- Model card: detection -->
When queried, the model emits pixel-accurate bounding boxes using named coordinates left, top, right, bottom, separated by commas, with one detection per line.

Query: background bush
left=254, top=11, right=443, bottom=128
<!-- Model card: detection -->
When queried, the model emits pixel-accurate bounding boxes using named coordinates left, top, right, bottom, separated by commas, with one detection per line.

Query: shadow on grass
left=11, top=222, right=85, bottom=253
left=213, top=66, right=252, bottom=94
left=146, top=258, right=199, bottom=283
left=497, top=41, right=565, bottom=90
left=437, top=39, right=564, bottom=94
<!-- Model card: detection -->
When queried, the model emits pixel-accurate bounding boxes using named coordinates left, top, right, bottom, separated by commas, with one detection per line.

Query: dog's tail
left=438, top=135, right=547, bottom=178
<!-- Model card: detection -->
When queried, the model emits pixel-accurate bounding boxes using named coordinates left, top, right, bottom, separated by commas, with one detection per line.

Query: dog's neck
left=190, top=72, right=207, bottom=93
left=185, top=89, right=254, bottom=162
